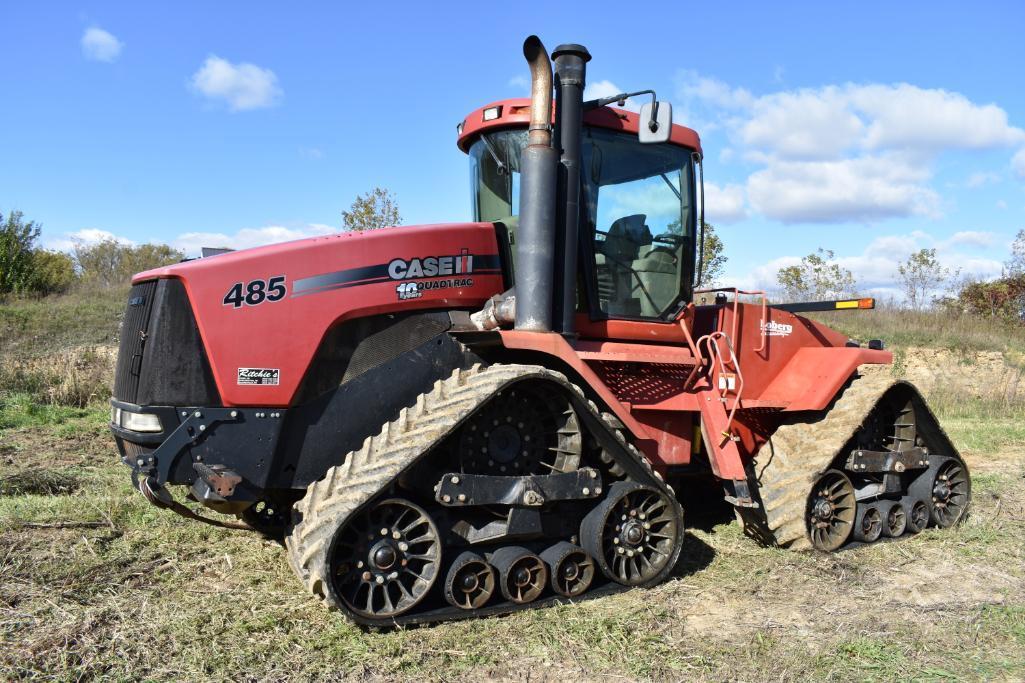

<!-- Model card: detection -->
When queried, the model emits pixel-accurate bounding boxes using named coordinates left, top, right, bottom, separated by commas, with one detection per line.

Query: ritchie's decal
left=388, top=248, right=474, bottom=280
left=761, top=320, right=794, bottom=337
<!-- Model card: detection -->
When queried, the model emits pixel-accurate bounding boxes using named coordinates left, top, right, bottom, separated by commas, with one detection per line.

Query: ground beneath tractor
left=1, top=347, right=1023, bottom=680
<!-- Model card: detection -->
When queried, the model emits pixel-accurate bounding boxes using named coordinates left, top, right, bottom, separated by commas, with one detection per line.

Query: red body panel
left=498, top=300, right=891, bottom=474
left=456, top=98, right=702, bottom=155
left=133, top=224, right=505, bottom=407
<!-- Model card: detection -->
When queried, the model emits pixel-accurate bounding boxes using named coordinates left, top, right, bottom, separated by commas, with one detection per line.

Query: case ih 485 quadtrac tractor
left=110, top=37, right=970, bottom=625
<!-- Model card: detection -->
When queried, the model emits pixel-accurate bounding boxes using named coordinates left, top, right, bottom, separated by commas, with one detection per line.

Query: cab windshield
left=468, top=127, right=696, bottom=320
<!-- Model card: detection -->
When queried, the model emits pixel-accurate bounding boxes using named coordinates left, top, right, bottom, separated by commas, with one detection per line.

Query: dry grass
left=810, top=306, right=1025, bottom=365
left=0, top=347, right=114, bottom=409
left=0, top=372, right=1023, bottom=681
left=2, top=292, right=1024, bottom=680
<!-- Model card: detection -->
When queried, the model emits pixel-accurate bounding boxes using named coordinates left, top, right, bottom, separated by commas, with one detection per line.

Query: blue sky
left=2, top=2, right=1023, bottom=297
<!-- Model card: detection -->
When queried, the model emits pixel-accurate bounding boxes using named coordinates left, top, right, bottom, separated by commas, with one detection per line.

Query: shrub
left=25, top=249, right=75, bottom=295
left=74, top=239, right=183, bottom=288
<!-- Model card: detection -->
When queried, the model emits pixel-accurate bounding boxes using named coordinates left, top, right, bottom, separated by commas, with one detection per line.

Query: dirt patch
left=863, top=346, right=1023, bottom=401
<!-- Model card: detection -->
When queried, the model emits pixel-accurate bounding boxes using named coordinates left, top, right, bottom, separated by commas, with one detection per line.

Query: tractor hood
left=131, top=223, right=506, bottom=406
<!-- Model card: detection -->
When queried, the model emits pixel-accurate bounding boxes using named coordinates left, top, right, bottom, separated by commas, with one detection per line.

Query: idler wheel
left=580, top=481, right=681, bottom=586
left=328, top=498, right=441, bottom=619
left=903, top=496, right=931, bottom=534
left=852, top=503, right=883, bottom=543
left=540, top=541, right=595, bottom=597
left=882, top=500, right=907, bottom=537
left=491, top=546, right=547, bottom=604
left=806, top=470, right=856, bottom=551
left=444, top=551, right=496, bottom=610
left=929, top=457, right=971, bottom=528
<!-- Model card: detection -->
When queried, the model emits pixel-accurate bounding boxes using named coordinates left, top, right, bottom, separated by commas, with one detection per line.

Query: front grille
left=113, top=281, right=157, bottom=402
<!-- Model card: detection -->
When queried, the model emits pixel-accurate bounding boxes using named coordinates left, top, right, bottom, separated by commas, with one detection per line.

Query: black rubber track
left=284, top=363, right=684, bottom=626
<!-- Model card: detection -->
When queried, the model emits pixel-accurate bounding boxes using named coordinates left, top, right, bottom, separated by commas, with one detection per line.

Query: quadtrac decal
left=761, top=320, right=793, bottom=337
left=238, top=368, right=280, bottom=385
left=291, top=249, right=502, bottom=299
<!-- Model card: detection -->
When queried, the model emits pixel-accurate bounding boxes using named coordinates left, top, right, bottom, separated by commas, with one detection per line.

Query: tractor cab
left=458, top=99, right=703, bottom=324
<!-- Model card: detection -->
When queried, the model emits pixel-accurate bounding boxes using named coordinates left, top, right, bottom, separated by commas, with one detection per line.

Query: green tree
left=0, top=210, right=42, bottom=295
left=341, top=188, right=401, bottom=232
left=697, top=221, right=726, bottom=287
left=74, top=239, right=184, bottom=288
left=776, top=248, right=857, bottom=302
left=897, top=248, right=958, bottom=310
left=25, top=249, right=75, bottom=295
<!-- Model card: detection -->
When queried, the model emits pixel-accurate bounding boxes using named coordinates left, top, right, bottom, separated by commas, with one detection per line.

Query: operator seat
left=597, top=214, right=649, bottom=317
left=632, top=241, right=679, bottom=317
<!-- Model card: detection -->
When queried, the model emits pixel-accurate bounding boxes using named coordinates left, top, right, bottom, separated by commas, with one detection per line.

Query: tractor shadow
left=667, top=473, right=736, bottom=577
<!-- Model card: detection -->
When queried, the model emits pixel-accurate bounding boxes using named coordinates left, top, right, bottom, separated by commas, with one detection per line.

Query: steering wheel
left=652, top=233, right=684, bottom=247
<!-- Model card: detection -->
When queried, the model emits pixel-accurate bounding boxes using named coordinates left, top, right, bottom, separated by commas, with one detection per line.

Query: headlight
left=119, top=409, right=162, bottom=433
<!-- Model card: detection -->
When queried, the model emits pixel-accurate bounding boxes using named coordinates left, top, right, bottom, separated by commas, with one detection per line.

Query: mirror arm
left=583, top=88, right=657, bottom=112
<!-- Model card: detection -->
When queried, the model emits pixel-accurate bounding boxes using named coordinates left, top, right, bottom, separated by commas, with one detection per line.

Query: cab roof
left=456, top=97, right=702, bottom=155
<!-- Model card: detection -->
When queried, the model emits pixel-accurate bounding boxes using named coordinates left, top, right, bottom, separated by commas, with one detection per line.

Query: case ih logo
left=237, top=368, right=280, bottom=385
left=761, top=321, right=793, bottom=337
left=388, top=248, right=474, bottom=280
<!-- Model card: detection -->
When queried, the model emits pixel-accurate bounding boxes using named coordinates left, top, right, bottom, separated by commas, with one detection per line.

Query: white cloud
left=679, top=74, right=1025, bottom=224
left=997, top=199, right=1008, bottom=210
left=1013, top=148, right=1025, bottom=179
left=299, top=147, right=324, bottom=159
left=583, top=80, right=641, bottom=112
left=190, top=56, right=281, bottom=111
left=44, top=228, right=133, bottom=251
left=966, top=171, right=1000, bottom=188
left=943, top=231, right=996, bottom=248
left=741, top=87, right=865, bottom=159
left=704, top=182, right=747, bottom=223
left=677, top=71, right=754, bottom=110
left=851, top=84, right=1025, bottom=151
left=81, top=27, right=123, bottom=63
left=746, top=154, right=939, bottom=223
left=173, top=223, right=335, bottom=255
left=508, top=74, right=529, bottom=91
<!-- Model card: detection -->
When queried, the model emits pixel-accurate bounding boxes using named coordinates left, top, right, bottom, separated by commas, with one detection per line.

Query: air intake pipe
left=551, top=44, right=590, bottom=335
left=514, top=35, right=559, bottom=332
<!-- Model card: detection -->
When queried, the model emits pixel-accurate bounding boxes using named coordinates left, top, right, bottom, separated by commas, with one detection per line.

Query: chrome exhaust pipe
left=514, top=35, right=558, bottom=332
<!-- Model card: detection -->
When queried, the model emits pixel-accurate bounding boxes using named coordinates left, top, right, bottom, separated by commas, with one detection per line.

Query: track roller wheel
left=929, top=457, right=971, bottom=528
left=852, top=503, right=883, bottom=543
left=328, top=498, right=441, bottom=619
left=882, top=501, right=907, bottom=537
left=903, top=496, right=930, bottom=533
left=491, top=546, right=547, bottom=604
left=806, top=470, right=856, bottom=551
left=540, top=542, right=595, bottom=598
left=444, top=551, right=496, bottom=610
left=580, top=481, right=681, bottom=586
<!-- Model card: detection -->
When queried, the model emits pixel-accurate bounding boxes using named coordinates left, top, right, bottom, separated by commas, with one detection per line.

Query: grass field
left=1, top=293, right=1023, bottom=680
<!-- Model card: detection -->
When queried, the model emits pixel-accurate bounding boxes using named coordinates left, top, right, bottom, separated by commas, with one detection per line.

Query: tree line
left=775, top=231, right=1025, bottom=323
left=4, top=186, right=1019, bottom=324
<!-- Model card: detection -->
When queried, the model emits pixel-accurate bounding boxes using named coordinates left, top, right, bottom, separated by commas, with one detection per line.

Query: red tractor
left=110, top=37, right=970, bottom=625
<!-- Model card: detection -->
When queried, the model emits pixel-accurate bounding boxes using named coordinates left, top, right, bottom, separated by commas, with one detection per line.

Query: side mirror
left=638, top=101, right=672, bottom=144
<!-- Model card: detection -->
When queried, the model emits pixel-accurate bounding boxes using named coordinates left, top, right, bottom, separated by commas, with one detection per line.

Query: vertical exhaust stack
left=514, top=36, right=559, bottom=332
left=551, top=44, right=590, bottom=335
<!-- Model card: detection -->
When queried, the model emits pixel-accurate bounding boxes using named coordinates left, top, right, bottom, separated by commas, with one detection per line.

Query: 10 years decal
left=223, top=276, right=287, bottom=308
